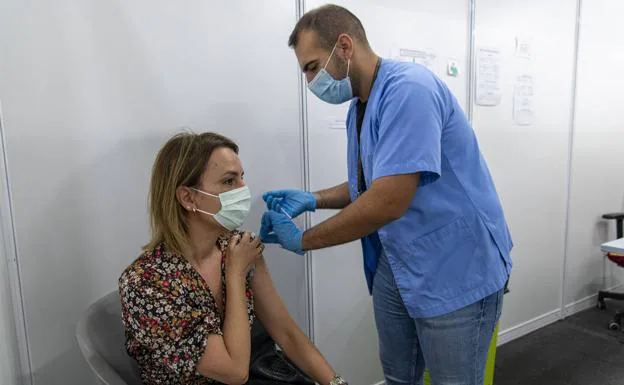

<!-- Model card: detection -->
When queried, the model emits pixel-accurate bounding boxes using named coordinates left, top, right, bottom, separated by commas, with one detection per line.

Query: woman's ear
left=176, top=186, right=195, bottom=212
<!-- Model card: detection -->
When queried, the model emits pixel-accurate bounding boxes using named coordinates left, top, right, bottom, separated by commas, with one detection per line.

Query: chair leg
left=598, top=291, right=607, bottom=309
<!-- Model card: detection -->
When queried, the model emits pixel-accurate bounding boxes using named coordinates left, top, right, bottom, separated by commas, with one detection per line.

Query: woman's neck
left=185, top=222, right=225, bottom=265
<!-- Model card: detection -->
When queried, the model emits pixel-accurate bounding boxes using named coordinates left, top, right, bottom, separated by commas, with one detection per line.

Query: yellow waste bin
left=423, top=322, right=499, bottom=385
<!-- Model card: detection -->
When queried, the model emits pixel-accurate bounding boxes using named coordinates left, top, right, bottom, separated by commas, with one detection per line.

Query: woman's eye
left=224, top=179, right=234, bottom=186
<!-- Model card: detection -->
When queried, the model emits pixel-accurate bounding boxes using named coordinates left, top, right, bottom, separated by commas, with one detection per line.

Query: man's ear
left=336, top=33, right=354, bottom=60
left=176, top=186, right=195, bottom=212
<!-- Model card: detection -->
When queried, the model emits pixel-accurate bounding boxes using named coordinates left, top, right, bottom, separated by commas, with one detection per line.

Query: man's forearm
left=302, top=174, right=420, bottom=251
left=302, top=188, right=392, bottom=251
left=313, top=182, right=351, bottom=210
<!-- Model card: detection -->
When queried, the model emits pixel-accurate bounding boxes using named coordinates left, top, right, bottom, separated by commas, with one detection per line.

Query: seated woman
left=119, top=132, right=347, bottom=385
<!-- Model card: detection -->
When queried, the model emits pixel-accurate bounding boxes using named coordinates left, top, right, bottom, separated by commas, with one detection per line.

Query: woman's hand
left=226, top=232, right=264, bottom=277
left=196, top=231, right=260, bottom=384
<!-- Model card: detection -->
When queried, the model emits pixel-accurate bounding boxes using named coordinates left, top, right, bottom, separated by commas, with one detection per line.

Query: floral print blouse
left=119, top=232, right=255, bottom=385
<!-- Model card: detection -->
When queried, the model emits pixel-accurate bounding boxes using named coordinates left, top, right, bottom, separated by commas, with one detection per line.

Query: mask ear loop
left=324, top=44, right=338, bottom=69
left=190, top=188, right=219, bottom=216
left=191, top=187, right=219, bottom=198
left=330, top=42, right=350, bottom=78
left=193, top=207, right=216, bottom=217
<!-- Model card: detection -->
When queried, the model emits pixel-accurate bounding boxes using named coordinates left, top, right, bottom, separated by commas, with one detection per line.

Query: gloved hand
left=262, top=189, right=317, bottom=219
left=260, top=211, right=304, bottom=255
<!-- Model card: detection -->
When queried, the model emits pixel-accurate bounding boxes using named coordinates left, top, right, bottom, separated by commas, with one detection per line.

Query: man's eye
left=224, top=179, right=234, bottom=186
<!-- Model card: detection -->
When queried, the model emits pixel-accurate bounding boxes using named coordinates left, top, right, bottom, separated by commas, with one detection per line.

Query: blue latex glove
left=260, top=211, right=304, bottom=255
left=262, top=189, right=317, bottom=219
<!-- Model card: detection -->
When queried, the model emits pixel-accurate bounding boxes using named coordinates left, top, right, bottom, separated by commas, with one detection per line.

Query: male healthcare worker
left=260, top=5, right=512, bottom=385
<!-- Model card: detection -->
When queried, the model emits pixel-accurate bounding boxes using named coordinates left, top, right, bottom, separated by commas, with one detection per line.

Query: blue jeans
left=372, top=252, right=503, bottom=385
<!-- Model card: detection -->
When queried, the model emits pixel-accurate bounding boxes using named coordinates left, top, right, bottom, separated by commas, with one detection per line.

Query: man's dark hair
left=288, top=4, right=369, bottom=50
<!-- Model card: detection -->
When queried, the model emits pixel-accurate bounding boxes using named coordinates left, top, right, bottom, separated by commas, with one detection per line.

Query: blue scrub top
left=347, top=59, right=513, bottom=318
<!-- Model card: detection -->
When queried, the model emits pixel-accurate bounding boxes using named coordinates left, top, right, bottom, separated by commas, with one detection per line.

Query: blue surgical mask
left=191, top=186, right=252, bottom=231
left=308, top=44, right=353, bottom=104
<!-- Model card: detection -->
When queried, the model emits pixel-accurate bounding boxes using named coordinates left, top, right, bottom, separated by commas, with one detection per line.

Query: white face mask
left=191, top=186, right=252, bottom=231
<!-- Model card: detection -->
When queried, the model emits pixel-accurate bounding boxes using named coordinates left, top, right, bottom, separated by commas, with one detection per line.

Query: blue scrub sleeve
left=372, top=81, right=443, bottom=186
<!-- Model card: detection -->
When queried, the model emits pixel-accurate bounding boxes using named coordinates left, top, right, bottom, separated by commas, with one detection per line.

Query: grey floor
left=494, top=301, right=624, bottom=385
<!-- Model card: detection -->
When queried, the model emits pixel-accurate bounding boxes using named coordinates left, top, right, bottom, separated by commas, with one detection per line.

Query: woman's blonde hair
left=144, top=131, right=239, bottom=255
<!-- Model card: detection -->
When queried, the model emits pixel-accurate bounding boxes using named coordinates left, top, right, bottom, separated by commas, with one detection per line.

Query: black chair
left=597, top=212, right=624, bottom=330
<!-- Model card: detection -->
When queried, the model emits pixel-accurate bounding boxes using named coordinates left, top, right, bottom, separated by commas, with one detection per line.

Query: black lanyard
left=356, top=58, right=382, bottom=195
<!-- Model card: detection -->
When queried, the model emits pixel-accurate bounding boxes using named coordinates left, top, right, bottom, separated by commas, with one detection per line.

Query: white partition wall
left=472, top=0, right=579, bottom=340
left=0, top=1, right=306, bottom=384
left=304, top=1, right=471, bottom=383
left=564, top=0, right=624, bottom=312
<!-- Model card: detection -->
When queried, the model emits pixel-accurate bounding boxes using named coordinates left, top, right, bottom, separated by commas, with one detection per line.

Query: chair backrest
left=76, top=291, right=142, bottom=385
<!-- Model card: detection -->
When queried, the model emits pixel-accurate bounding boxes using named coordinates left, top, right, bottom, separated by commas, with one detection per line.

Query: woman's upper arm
left=252, top=257, right=299, bottom=345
